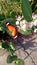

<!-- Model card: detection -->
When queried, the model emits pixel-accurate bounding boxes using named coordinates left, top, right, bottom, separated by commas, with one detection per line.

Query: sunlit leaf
left=10, top=44, right=15, bottom=51
left=0, top=45, right=2, bottom=49
left=19, top=28, right=32, bottom=35
left=15, top=59, right=24, bottom=65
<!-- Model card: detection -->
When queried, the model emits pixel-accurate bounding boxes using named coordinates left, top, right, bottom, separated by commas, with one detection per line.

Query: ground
left=0, top=34, right=37, bottom=65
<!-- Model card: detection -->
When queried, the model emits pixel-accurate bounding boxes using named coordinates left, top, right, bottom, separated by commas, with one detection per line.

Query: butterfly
left=6, top=22, right=17, bottom=39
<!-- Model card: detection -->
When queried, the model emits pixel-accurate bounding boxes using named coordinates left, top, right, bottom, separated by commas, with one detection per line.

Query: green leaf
left=21, top=0, right=33, bottom=22
left=6, top=0, right=12, bottom=3
left=10, top=43, right=16, bottom=51
left=7, top=55, right=17, bottom=63
left=15, top=59, right=24, bottom=65
left=19, top=28, right=32, bottom=35
left=12, top=55, right=17, bottom=61
left=0, top=45, right=2, bottom=49
left=0, top=14, right=5, bottom=21
left=10, top=11, right=17, bottom=18
left=2, top=42, right=9, bottom=49
left=7, top=43, right=16, bottom=54
left=0, top=27, right=3, bottom=31
left=7, top=55, right=13, bottom=63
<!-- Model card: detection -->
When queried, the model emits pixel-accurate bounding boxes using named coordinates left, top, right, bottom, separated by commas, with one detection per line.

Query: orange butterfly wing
left=7, top=25, right=17, bottom=37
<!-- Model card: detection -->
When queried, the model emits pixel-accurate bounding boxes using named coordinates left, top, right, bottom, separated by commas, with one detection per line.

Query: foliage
left=21, top=0, right=33, bottom=22
left=15, top=59, right=24, bottom=65
left=19, top=28, right=33, bottom=35
left=0, top=18, right=16, bottom=36
left=29, top=0, right=37, bottom=14
left=0, top=0, right=37, bottom=22
left=0, top=14, right=5, bottom=21
left=2, top=42, right=9, bottom=49
left=0, top=0, right=37, bottom=64
left=0, top=0, right=37, bottom=36
left=0, top=41, right=24, bottom=65
left=7, top=55, right=17, bottom=63
left=0, top=0, right=21, bottom=21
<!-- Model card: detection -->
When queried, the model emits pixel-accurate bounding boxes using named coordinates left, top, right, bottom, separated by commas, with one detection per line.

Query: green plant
left=21, top=0, right=33, bottom=22
left=0, top=0, right=37, bottom=64
left=0, top=41, right=24, bottom=65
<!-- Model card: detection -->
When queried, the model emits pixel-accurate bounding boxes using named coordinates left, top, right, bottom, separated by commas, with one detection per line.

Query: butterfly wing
left=7, top=24, right=17, bottom=37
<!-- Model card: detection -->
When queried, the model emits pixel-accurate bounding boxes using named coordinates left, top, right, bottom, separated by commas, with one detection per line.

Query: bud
left=32, top=14, right=37, bottom=19
left=33, top=19, right=37, bottom=26
left=21, top=24, right=27, bottom=31
left=28, top=22, right=34, bottom=28
left=16, top=21, right=19, bottom=25
left=34, top=29, right=37, bottom=33
left=16, top=15, right=22, bottom=21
